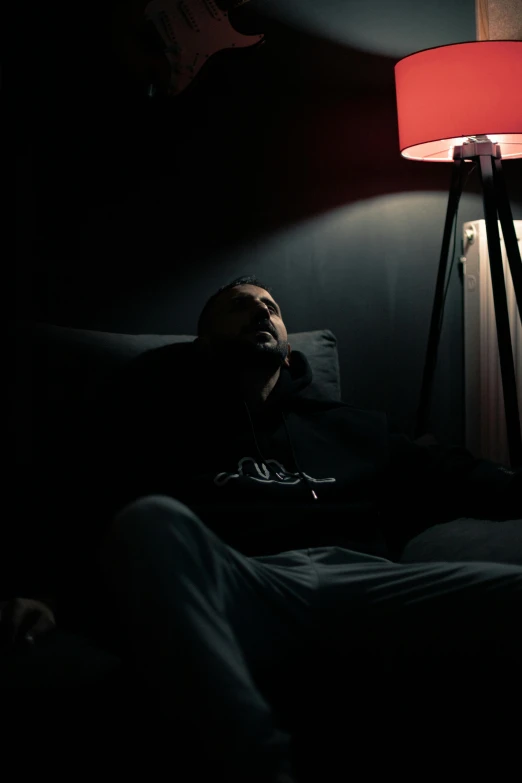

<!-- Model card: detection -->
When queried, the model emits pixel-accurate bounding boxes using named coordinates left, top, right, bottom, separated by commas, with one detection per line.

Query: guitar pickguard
left=144, top=0, right=264, bottom=95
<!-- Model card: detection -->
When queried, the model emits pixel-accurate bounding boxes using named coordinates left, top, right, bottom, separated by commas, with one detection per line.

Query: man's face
left=198, top=285, right=292, bottom=370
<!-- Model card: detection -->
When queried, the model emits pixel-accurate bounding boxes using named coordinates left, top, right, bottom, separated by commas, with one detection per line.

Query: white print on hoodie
left=213, top=456, right=336, bottom=487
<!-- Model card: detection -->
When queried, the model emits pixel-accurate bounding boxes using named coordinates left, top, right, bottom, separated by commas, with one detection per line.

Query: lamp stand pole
left=415, top=140, right=522, bottom=469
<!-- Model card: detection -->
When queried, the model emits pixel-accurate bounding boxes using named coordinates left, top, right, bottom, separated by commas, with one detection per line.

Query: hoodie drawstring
left=243, top=401, right=318, bottom=502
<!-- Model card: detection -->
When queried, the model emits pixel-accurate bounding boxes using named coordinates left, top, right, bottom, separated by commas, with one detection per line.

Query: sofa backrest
left=12, top=321, right=341, bottom=466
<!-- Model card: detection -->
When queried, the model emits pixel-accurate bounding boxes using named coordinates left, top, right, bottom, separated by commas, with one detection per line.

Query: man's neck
left=240, top=366, right=281, bottom=409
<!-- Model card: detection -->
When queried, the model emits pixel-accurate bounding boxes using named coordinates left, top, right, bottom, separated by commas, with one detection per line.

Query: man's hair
left=197, top=275, right=275, bottom=337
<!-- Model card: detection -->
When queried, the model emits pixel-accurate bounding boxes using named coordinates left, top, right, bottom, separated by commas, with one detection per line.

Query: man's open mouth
left=246, top=327, right=273, bottom=336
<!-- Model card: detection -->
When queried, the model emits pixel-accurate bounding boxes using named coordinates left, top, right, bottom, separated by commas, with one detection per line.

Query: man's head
left=195, top=276, right=292, bottom=373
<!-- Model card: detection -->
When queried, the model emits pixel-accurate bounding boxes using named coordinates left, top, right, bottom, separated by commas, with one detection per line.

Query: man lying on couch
left=8, top=275, right=522, bottom=782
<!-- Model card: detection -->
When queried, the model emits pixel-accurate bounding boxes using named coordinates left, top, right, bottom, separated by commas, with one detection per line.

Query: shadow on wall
left=25, top=185, right=521, bottom=443
left=88, top=189, right=514, bottom=445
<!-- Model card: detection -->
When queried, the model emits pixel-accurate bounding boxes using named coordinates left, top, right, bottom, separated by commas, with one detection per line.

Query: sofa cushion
left=12, top=321, right=341, bottom=467
left=400, top=518, right=522, bottom=566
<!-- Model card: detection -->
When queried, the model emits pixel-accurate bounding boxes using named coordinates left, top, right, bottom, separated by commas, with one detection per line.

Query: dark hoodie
left=85, top=340, right=520, bottom=561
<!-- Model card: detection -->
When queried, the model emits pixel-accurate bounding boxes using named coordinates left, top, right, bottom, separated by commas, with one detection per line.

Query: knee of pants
left=102, top=494, right=203, bottom=550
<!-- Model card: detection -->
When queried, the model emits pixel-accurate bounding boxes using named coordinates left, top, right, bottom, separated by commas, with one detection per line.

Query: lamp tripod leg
left=479, top=154, right=522, bottom=469
left=492, top=157, right=522, bottom=324
left=415, top=159, right=464, bottom=440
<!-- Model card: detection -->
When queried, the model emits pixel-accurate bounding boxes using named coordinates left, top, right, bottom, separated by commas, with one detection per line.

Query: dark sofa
left=6, top=319, right=522, bottom=779
left=7, top=320, right=521, bottom=687
left=7, top=322, right=342, bottom=687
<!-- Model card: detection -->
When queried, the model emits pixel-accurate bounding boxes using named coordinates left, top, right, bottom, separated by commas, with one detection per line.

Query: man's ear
left=284, top=343, right=292, bottom=368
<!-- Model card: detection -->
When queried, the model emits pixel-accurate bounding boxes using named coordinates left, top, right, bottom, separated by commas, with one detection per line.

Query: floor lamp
left=394, top=41, right=522, bottom=469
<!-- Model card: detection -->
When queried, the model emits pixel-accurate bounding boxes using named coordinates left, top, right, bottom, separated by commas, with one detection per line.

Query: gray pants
left=97, top=496, right=522, bottom=782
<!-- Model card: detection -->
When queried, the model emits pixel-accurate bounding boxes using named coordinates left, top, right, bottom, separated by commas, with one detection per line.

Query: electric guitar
left=142, top=0, right=264, bottom=96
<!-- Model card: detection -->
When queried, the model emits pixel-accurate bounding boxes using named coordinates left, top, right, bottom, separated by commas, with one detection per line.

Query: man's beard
left=207, top=333, right=289, bottom=374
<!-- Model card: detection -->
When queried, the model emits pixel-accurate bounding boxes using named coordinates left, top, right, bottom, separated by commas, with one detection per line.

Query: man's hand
left=0, top=597, right=56, bottom=647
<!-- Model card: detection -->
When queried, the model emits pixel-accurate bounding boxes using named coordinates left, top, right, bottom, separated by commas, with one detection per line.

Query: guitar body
left=144, top=0, right=264, bottom=96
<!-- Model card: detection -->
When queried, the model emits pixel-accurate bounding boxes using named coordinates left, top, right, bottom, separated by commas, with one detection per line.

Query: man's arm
left=381, top=432, right=521, bottom=552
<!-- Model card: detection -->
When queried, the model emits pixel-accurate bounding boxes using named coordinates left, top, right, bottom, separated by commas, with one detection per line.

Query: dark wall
left=16, top=0, right=522, bottom=445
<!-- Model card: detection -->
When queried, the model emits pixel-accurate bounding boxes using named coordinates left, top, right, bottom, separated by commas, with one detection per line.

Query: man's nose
left=250, top=302, right=269, bottom=317
left=250, top=302, right=264, bottom=318
left=247, top=305, right=272, bottom=331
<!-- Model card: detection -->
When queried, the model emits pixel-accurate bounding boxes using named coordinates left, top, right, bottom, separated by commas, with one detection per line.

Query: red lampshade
left=394, top=41, right=522, bottom=162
